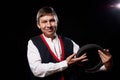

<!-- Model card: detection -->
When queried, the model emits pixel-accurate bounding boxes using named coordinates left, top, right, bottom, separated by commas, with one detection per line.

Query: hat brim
left=76, top=44, right=103, bottom=73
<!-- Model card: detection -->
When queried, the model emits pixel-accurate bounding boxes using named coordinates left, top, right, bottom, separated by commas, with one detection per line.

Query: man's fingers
left=81, top=59, right=88, bottom=62
left=70, top=53, right=76, bottom=58
left=98, top=49, right=111, bottom=57
left=74, top=53, right=87, bottom=61
left=67, top=53, right=76, bottom=60
left=98, top=50, right=106, bottom=59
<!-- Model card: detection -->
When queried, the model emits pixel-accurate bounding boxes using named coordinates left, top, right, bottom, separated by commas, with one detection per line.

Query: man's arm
left=27, top=40, right=68, bottom=77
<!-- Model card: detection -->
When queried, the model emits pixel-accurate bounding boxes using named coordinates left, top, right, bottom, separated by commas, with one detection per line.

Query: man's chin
left=44, top=33, right=55, bottom=37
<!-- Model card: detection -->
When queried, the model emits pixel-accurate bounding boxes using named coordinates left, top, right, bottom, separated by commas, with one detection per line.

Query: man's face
left=37, top=14, right=58, bottom=38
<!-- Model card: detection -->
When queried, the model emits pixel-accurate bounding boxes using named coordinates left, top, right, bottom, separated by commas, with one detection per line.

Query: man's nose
left=46, top=21, right=52, bottom=27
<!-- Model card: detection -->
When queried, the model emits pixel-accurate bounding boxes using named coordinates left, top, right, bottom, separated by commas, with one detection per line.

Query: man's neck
left=42, top=33, right=57, bottom=41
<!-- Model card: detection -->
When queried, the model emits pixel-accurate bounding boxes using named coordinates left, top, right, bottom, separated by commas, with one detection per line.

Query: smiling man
left=27, top=6, right=113, bottom=80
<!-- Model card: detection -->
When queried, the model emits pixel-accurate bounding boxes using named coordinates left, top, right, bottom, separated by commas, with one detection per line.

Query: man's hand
left=98, top=49, right=113, bottom=70
left=66, top=53, right=88, bottom=66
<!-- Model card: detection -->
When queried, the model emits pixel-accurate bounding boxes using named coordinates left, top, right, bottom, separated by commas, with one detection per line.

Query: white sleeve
left=27, top=40, right=68, bottom=78
left=71, top=40, right=80, bottom=53
left=99, top=65, right=107, bottom=71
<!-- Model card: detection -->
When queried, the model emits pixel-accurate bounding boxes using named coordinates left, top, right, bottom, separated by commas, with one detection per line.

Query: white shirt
left=27, top=34, right=106, bottom=78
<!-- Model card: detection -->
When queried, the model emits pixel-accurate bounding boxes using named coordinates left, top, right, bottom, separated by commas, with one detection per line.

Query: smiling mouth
left=46, top=28, right=54, bottom=31
left=46, top=29, right=55, bottom=33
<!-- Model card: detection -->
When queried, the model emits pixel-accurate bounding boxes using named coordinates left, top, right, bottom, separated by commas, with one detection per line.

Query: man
left=27, top=6, right=112, bottom=80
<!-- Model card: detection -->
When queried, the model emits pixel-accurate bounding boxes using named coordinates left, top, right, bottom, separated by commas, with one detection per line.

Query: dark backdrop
left=5, top=0, right=120, bottom=80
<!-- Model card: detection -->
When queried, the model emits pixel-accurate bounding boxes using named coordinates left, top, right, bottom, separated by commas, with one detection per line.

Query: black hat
left=76, top=44, right=103, bottom=73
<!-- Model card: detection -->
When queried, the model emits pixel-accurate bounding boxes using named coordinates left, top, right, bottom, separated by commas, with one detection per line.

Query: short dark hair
left=36, top=6, right=58, bottom=23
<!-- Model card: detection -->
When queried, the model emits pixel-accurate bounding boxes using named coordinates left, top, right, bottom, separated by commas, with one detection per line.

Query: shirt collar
left=42, top=33, right=59, bottom=42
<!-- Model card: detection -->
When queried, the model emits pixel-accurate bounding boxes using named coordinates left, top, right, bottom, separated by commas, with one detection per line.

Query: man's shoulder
left=30, top=35, right=40, bottom=39
left=28, top=35, right=41, bottom=42
left=60, top=35, right=72, bottom=42
left=60, top=36, right=71, bottom=40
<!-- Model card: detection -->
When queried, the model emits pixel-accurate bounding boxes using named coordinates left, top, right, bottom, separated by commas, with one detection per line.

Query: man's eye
left=50, top=19, right=55, bottom=22
left=41, top=21, right=47, bottom=23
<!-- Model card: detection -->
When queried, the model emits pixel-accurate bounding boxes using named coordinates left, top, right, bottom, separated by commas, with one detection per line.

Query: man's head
left=36, top=6, right=58, bottom=23
left=36, top=6, right=58, bottom=38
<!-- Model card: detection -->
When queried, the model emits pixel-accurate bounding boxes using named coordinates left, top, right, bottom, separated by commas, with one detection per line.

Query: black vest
left=30, top=35, right=84, bottom=80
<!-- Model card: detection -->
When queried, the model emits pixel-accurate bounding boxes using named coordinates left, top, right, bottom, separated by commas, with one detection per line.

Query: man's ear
left=37, top=23, right=41, bottom=29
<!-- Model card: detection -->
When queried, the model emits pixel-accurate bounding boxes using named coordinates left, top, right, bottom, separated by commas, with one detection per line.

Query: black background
left=4, top=0, right=120, bottom=80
